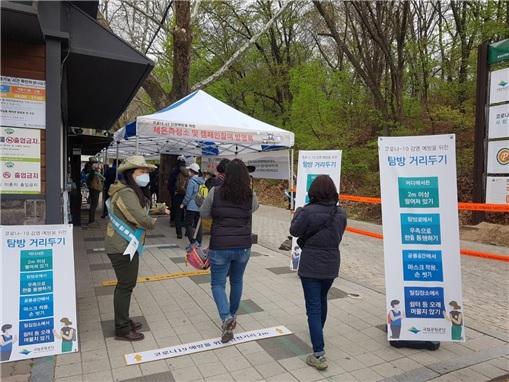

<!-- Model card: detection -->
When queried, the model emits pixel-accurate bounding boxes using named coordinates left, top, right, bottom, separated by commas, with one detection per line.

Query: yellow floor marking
left=101, top=269, right=210, bottom=286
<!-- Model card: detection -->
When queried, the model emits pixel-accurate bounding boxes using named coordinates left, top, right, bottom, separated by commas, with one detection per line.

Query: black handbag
left=296, top=206, right=337, bottom=248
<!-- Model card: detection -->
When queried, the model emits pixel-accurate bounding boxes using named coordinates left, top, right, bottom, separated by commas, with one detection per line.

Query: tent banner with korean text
left=0, top=225, right=78, bottom=363
left=290, top=150, right=342, bottom=271
left=378, top=134, right=464, bottom=342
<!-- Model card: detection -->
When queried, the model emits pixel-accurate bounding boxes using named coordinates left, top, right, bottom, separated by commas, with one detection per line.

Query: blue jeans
left=209, top=248, right=251, bottom=322
left=301, top=277, right=334, bottom=356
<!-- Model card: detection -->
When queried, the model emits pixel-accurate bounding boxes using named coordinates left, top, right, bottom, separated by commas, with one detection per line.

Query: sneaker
left=115, top=330, right=144, bottom=342
left=306, top=354, right=328, bottom=370
left=221, top=317, right=235, bottom=343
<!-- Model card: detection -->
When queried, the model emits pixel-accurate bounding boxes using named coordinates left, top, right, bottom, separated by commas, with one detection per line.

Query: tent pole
left=115, top=142, right=119, bottom=180
left=290, top=148, right=295, bottom=210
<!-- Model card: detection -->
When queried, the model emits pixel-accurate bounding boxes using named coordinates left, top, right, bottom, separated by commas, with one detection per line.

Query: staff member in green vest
left=105, top=155, right=169, bottom=341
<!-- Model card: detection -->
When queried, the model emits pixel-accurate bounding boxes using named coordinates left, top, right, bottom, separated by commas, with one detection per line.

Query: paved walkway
left=2, top=205, right=509, bottom=382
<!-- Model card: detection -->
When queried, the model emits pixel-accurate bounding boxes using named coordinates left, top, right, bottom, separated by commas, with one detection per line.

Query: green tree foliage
left=103, top=0, right=509, bottom=208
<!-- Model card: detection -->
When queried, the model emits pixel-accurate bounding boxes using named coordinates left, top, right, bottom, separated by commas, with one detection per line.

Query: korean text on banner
left=378, top=135, right=464, bottom=342
left=201, top=150, right=290, bottom=180
left=0, top=225, right=78, bottom=363
left=0, top=127, right=41, bottom=194
left=488, top=104, right=509, bottom=140
left=290, top=150, right=341, bottom=271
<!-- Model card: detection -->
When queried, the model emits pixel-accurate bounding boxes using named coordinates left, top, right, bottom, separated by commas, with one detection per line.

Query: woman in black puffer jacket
left=290, top=175, right=347, bottom=371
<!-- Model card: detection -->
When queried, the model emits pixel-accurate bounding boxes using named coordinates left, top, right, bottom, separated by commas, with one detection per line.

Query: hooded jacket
left=290, top=202, right=347, bottom=279
left=105, top=182, right=156, bottom=254
left=182, top=175, right=205, bottom=212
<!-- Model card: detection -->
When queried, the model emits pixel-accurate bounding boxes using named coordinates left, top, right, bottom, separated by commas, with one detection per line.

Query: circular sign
left=496, top=148, right=509, bottom=165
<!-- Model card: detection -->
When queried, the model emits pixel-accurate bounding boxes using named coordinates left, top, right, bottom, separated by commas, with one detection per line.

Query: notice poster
left=488, top=104, right=509, bottom=140
left=378, top=134, right=464, bottom=342
left=487, top=140, right=509, bottom=174
left=486, top=176, right=509, bottom=204
left=0, top=127, right=41, bottom=194
left=0, top=225, right=78, bottom=363
left=0, top=76, right=46, bottom=129
left=290, top=150, right=341, bottom=271
left=201, top=150, right=290, bottom=180
left=489, top=67, right=509, bottom=105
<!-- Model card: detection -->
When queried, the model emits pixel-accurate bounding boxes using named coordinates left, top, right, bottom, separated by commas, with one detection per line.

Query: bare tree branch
left=191, top=0, right=292, bottom=92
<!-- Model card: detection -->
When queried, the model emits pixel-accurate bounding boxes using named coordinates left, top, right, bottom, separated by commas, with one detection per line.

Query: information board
left=0, top=76, right=46, bottom=129
left=487, top=139, right=509, bottom=174
left=290, top=150, right=341, bottom=271
left=486, top=176, right=509, bottom=204
left=0, top=127, right=41, bottom=194
left=0, top=225, right=78, bottom=363
left=378, top=134, right=464, bottom=342
left=490, top=67, right=509, bottom=105
left=488, top=104, right=509, bottom=139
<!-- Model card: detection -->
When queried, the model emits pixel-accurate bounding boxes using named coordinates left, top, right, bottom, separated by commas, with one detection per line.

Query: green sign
left=488, top=39, right=509, bottom=65
left=398, top=176, right=439, bottom=208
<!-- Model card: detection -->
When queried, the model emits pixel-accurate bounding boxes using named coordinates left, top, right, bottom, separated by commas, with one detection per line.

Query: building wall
left=0, top=39, right=46, bottom=225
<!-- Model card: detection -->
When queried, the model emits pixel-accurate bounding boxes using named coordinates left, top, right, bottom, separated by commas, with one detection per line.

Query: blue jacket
left=183, top=176, right=204, bottom=211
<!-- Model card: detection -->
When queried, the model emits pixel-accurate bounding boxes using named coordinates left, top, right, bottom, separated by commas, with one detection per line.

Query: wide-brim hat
left=118, top=155, right=157, bottom=173
left=60, top=317, right=72, bottom=325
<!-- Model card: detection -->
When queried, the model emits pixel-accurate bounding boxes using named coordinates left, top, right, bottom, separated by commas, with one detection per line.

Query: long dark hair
left=308, top=175, right=338, bottom=204
left=220, top=159, right=252, bottom=204
left=122, top=169, right=150, bottom=208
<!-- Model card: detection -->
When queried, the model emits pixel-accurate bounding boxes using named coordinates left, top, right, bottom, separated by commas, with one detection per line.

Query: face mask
left=135, top=173, right=150, bottom=187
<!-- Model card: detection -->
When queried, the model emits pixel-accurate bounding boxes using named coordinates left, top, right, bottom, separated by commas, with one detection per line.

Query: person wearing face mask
left=181, top=163, right=205, bottom=244
left=86, top=159, right=104, bottom=225
left=105, top=155, right=169, bottom=341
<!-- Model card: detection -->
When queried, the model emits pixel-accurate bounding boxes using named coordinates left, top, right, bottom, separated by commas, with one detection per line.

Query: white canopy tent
left=97, top=90, right=296, bottom=206
left=101, top=90, right=294, bottom=159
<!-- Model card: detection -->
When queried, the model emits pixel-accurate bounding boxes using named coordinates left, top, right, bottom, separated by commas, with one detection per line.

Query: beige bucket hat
left=118, top=155, right=157, bottom=173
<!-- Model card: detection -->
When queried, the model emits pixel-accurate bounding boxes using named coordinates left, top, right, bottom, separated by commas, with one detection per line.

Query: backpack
left=194, top=184, right=208, bottom=207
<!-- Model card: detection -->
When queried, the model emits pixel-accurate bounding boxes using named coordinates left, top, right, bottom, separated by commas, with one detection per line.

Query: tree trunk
left=169, top=0, right=192, bottom=102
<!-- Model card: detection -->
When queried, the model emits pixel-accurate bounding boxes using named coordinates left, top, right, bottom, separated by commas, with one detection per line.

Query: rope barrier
left=345, top=226, right=509, bottom=262
left=339, top=194, right=509, bottom=212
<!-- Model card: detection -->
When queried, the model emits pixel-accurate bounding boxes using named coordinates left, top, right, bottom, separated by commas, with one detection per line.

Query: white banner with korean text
left=290, top=150, right=342, bottom=271
left=378, top=134, right=464, bottom=342
left=125, top=326, right=292, bottom=365
left=201, top=150, right=290, bottom=180
left=0, top=225, right=78, bottom=363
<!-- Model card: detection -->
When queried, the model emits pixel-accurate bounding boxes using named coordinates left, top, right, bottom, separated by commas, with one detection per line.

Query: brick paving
left=2, top=204, right=508, bottom=381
